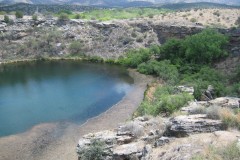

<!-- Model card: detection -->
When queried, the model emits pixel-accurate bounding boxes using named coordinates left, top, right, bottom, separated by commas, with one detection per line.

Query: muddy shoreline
left=0, top=69, right=153, bottom=160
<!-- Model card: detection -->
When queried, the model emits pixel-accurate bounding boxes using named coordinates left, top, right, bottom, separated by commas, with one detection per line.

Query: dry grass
left=153, top=9, right=240, bottom=28
left=119, top=121, right=144, bottom=137
left=206, top=105, right=221, bottom=119
left=192, top=141, right=240, bottom=160
left=219, top=108, right=240, bottom=130
left=191, top=105, right=207, bottom=115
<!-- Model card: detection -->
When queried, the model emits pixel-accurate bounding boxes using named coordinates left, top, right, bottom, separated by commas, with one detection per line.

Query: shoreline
left=0, top=69, right=154, bottom=160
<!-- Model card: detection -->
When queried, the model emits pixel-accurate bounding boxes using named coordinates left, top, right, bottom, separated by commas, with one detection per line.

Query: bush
left=138, top=60, right=179, bottom=85
left=68, top=41, right=83, bottom=55
left=32, top=14, right=38, bottom=21
left=118, top=48, right=151, bottom=68
left=206, top=105, right=221, bottom=119
left=74, top=14, right=81, bottom=19
left=158, top=38, right=184, bottom=64
left=219, top=108, right=240, bottom=129
left=213, top=11, right=220, bottom=17
left=136, top=86, right=193, bottom=116
left=15, top=11, right=23, bottom=18
left=182, top=29, right=228, bottom=64
left=190, top=105, right=206, bottom=115
left=158, top=29, right=229, bottom=65
left=4, top=15, right=10, bottom=23
left=180, top=66, right=226, bottom=100
left=79, top=140, right=105, bottom=160
left=190, top=18, right=197, bottom=23
left=58, top=13, right=69, bottom=21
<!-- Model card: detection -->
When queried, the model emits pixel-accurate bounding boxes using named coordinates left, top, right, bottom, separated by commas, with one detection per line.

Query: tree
left=15, top=11, right=23, bottom=18
left=4, top=15, right=10, bottom=23
left=182, top=29, right=228, bottom=64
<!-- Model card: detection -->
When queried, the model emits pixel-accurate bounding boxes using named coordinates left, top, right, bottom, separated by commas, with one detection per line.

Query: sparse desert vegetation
left=0, top=2, right=239, bottom=160
left=153, top=8, right=240, bottom=28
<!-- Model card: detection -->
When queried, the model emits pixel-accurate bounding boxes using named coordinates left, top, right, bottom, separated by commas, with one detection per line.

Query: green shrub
left=4, top=15, right=10, bottom=23
left=213, top=11, right=220, bottom=17
left=158, top=29, right=228, bottom=65
left=180, top=66, right=226, bottom=100
left=138, top=60, right=179, bottom=85
left=190, top=18, right=197, bottom=23
left=182, top=29, right=228, bottom=64
left=158, top=38, right=184, bottom=64
left=79, top=140, right=105, bottom=160
left=32, top=14, right=38, bottom=21
left=58, top=13, right=69, bottom=21
left=87, top=56, right=104, bottom=63
left=15, top=11, right=23, bottom=18
left=136, top=86, right=193, bottom=116
left=68, top=41, right=83, bottom=55
left=74, top=14, right=81, bottom=19
left=118, top=48, right=151, bottom=68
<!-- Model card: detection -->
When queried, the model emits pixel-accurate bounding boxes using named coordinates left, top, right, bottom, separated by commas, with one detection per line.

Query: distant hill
left=160, top=2, right=240, bottom=10
left=0, top=0, right=239, bottom=6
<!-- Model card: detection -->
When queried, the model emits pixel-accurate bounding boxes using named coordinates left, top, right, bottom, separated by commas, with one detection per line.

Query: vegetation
left=235, top=17, right=240, bottom=27
left=4, top=15, right=10, bottom=23
left=191, top=141, right=240, bottom=160
left=119, top=29, right=238, bottom=116
left=78, top=140, right=105, bottom=160
left=15, top=28, right=63, bottom=58
left=138, top=60, right=179, bottom=85
left=55, top=8, right=170, bottom=21
left=15, top=11, right=23, bottom=18
left=136, top=85, right=193, bottom=116
left=32, top=14, right=38, bottom=21
left=58, top=13, right=69, bottom=21
left=119, top=48, right=151, bottom=68
left=68, top=41, right=84, bottom=56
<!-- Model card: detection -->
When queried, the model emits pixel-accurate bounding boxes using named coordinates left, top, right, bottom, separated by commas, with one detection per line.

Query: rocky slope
left=0, top=14, right=239, bottom=62
left=77, top=95, right=240, bottom=160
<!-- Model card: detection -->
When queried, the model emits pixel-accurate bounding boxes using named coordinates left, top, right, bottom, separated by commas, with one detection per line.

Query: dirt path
left=0, top=70, right=153, bottom=160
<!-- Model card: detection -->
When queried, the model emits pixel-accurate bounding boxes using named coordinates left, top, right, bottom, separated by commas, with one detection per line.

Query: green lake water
left=0, top=60, right=133, bottom=137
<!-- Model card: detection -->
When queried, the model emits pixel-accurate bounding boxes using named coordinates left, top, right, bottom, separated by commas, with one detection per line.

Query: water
left=0, top=60, right=133, bottom=137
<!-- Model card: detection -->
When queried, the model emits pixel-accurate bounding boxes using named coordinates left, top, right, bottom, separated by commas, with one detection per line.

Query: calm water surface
left=0, top=61, right=133, bottom=137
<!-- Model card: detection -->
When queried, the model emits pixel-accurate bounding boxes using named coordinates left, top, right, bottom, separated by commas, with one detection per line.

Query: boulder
left=112, top=141, right=145, bottom=159
left=169, top=114, right=225, bottom=137
left=209, top=97, right=240, bottom=109
left=177, top=86, right=194, bottom=95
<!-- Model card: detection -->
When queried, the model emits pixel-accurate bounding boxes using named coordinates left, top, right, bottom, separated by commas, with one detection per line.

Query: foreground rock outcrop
left=77, top=117, right=168, bottom=160
left=77, top=96, right=240, bottom=160
left=169, top=114, right=225, bottom=137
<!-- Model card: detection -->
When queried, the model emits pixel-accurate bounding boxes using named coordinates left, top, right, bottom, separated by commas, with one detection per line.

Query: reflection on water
left=0, top=60, right=133, bottom=137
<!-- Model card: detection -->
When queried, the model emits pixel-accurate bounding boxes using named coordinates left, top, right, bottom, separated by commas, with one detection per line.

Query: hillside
left=0, top=0, right=239, bottom=6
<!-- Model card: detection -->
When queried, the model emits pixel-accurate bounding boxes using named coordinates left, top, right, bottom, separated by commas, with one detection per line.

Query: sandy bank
left=0, top=69, right=153, bottom=160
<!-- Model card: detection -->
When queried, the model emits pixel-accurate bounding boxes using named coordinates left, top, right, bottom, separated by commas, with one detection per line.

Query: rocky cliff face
left=76, top=96, right=240, bottom=160
left=0, top=17, right=239, bottom=63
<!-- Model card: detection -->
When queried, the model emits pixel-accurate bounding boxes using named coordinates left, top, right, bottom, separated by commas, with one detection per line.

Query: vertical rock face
left=169, top=114, right=225, bottom=137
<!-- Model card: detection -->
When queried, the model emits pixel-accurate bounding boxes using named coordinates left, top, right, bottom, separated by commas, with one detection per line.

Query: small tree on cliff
left=4, top=15, right=10, bottom=23
left=15, top=11, right=23, bottom=18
